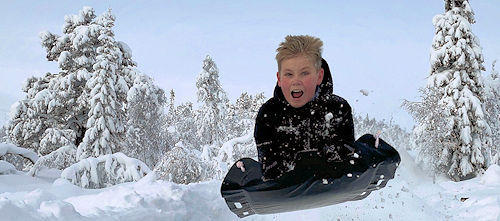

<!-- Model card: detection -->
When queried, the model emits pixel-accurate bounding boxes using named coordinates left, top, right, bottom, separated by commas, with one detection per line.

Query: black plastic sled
left=220, top=134, right=401, bottom=218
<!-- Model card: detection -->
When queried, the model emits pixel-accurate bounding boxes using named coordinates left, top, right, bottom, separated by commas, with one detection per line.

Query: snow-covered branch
left=61, top=152, right=151, bottom=189
left=0, top=142, right=39, bottom=164
left=28, top=145, right=77, bottom=177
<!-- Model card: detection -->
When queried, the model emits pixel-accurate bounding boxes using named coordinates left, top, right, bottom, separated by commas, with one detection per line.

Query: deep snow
left=1, top=147, right=500, bottom=221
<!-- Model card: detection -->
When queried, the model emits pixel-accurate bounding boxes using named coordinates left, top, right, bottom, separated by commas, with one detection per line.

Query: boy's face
left=277, top=55, right=324, bottom=108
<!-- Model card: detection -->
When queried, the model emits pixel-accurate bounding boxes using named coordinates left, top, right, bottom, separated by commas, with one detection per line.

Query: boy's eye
left=302, top=72, right=309, bottom=75
left=285, top=73, right=292, bottom=77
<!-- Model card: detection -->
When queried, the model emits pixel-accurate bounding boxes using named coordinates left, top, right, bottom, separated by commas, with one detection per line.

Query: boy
left=254, top=35, right=355, bottom=180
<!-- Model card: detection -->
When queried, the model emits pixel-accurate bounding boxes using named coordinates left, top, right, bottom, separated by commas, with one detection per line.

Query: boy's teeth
left=291, top=90, right=303, bottom=98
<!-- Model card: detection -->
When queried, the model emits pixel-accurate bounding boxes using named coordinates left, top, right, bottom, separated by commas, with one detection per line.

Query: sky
left=1, top=0, right=499, bottom=130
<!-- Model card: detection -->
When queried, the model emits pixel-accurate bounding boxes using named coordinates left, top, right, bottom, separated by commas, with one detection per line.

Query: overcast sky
left=1, top=1, right=499, bottom=130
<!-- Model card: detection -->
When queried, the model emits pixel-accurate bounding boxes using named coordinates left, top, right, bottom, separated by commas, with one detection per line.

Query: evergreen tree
left=195, top=55, right=229, bottom=145
left=76, top=9, right=127, bottom=160
left=7, top=73, right=55, bottom=152
left=154, top=144, right=209, bottom=184
left=7, top=7, right=104, bottom=153
left=174, top=102, right=200, bottom=150
left=226, top=92, right=266, bottom=138
left=166, top=89, right=176, bottom=125
left=405, top=0, right=491, bottom=181
left=6, top=7, right=162, bottom=172
left=0, top=127, right=6, bottom=143
left=484, top=60, right=500, bottom=164
left=125, top=74, right=167, bottom=168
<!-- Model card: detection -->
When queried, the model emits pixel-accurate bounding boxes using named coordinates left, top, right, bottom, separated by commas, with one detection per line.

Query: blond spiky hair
left=276, top=35, right=323, bottom=72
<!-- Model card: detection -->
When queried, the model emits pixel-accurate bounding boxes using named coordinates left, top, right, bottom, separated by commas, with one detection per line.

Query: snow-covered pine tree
left=226, top=92, right=266, bottom=138
left=6, top=7, right=161, bottom=174
left=7, top=73, right=60, bottom=153
left=406, top=0, right=491, bottom=181
left=125, top=74, right=167, bottom=168
left=76, top=9, right=127, bottom=160
left=484, top=60, right=500, bottom=164
left=195, top=55, right=229, bottom=146
left=6, top=7, right=102, bottom=155
left=173, top=102, right=200, bottom=150
left=166, top=89, right=176, bottom=125
left=234, top=92, right=266, bottom=120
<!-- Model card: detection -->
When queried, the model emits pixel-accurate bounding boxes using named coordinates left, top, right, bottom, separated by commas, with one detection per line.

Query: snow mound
left=0, top=160, right=17, bottom=174
left=480, top=164, right=500, bottom=185
left=29, top=145, right=77, bottom=177
left=61, top=152, right=151, bottom=189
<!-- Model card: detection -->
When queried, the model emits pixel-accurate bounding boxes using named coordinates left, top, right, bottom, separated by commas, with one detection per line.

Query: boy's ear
left=277, top=71, right=281, bottom=87
left=317, top=68, right=324, bottom=85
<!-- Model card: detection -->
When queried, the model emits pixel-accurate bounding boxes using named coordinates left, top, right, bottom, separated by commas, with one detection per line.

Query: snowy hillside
left=1, top=147, right=499, bottom=221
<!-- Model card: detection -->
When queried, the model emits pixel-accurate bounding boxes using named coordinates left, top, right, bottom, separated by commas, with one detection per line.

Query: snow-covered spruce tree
left=125, top=74, right=167, bottom=168
left=484, top=60, right=500, bottom=164
left=405, top=0, right=491, bottom=181
left=195, top=55, right=229, bottom=146
left=166, top=89, right=176, bottom=125
left=76, top=9, right=127, bottom=160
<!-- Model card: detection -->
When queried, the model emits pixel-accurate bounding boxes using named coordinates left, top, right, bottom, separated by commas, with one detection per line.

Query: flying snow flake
left=360, top=89, right=369, bottom=96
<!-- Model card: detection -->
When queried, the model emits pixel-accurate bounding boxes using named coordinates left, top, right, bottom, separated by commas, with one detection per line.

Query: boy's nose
left=292, top=79, right=301, bottom=86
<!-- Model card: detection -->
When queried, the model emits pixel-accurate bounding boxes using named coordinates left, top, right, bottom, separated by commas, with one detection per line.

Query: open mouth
left=291, top=90, right=304, bottom=98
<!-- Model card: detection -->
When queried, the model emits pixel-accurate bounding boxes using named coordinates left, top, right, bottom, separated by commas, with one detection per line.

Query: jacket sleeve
left=323, top=99, right=355, bottom=161
left=254, top=105, right=281, bottom=180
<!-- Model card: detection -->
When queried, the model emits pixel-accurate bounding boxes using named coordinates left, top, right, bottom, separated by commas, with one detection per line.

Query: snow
left=61, top=152, right=151, bottom=189
left=117, top=41, right=133, bottom=59
left=0, top=160, right=16, bottom=174
left=360, top=89, right=370, bottom=96
left=1, top=4, right=498, bottom=220
left=0, top=148, right=499, bottom=220
left=0, top=142, right=39, bottom=163
left=217, top=130, right=254, bottom=168
left=480, top=164, right=500, bottom=185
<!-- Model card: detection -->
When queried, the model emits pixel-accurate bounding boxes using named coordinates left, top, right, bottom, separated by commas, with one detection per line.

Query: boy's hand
left=236, top=161, right=246, bottom=172
left=375, top=131, right=382, bottom=148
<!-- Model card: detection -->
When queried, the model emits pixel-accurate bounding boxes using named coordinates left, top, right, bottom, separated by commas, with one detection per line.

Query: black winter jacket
left=254, top=58, right=355, bottom=180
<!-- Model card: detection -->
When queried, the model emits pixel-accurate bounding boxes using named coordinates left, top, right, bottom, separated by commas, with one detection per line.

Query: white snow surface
left=0, top=160, right=16, bottom=175
left=0, top=148, right=500, bottom=220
